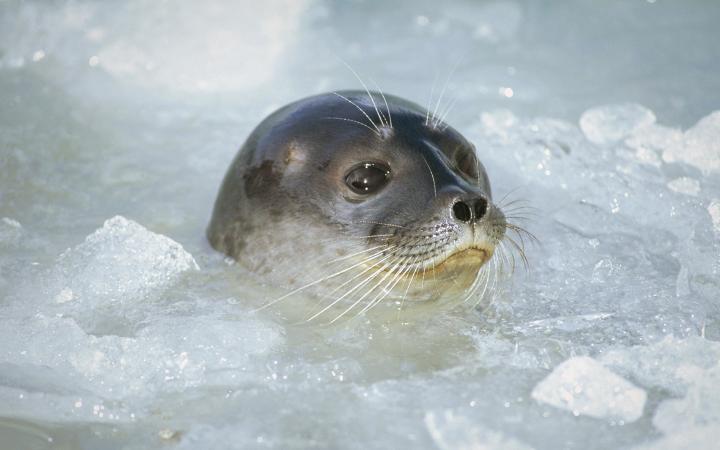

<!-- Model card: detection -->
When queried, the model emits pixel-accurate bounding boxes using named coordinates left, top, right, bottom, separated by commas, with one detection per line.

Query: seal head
left=208, top=91, right=506, bottom=320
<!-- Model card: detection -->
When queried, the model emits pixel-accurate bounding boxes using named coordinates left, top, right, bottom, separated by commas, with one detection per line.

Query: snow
left=1, top=0, right=719, bottom=448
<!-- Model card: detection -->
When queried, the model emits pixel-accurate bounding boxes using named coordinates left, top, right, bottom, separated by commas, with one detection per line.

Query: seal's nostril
left=453, top=201, right=472, bottom=222
left=475, top=198, right=488, bottom=219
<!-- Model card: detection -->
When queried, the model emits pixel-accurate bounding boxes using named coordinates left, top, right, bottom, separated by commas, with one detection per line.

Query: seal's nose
left=453, top=200, right=472, bottom=222
left=452, top=197, right=489, bottom=223
left=474, top=197, right=488, bottom=220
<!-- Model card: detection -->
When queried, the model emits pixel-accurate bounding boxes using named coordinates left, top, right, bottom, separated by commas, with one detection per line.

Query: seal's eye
left=345, top=162, right=391, bottom=195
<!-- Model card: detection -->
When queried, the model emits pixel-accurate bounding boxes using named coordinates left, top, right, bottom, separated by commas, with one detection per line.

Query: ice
left=0, top=215, right=281, bottom=425
left=43, top=215, right=198, bottom=331
left=635, top=426, right=720, bottom=450
left=425, top=411, right=533, bottom=450
left=531, top=356, right=647, bottom=423
left=600, top=337, right=720, bottom=447
left=580, top=104, right=656, bottom=145
left=662, top=111, right=720, bottom=175
left=652, top=361, right=720, bottom=433
left=709, top=199, right=720, bottom=233
left=0, top=312, right=282, bottom=422
left=0, top=217, right=22, bottom=244
left=666, top=177, right=701, bottom=196
left=601, top=336, right=720, bottom=396
left=1, top=0, right=720, bottom=448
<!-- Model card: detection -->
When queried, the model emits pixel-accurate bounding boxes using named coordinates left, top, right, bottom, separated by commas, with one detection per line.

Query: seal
left=208, top=90, right=509, bottom=322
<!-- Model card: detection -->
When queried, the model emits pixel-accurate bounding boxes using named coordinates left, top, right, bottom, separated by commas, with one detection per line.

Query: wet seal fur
left=208, top=91, right=511, bottom=322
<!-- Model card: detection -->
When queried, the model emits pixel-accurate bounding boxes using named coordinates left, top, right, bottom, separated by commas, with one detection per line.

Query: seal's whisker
left=504, top=214, right=533, bottom=221
left=306, top=252, right=397, bottom=322
left=300, top=250, right=391, bottom=303
left=372, top=253, right=421, bottom=310
left=499, top=205, right=539, bottom=219
left=359, top=233, right=395, bottom=239
left=462, top=260, right=489, bottom=304
left=357, top=258, right=410, bottom=317
left=321, top=117, right=380, bottom=136
left=324, top=244, right=390, bottom=265
left=314, top=234, right=394, bottom=247
left=435, top=95, right=458, bottom=130
left=369, top=264, right=412, bottom=315
left=255, top=246, right=393, bottom=312
left=371, top=93, right=389, bottom=129
left=315, top=251, right=397, bottom=309
left=494, top=242, right=508, bottom=276
left=359, top=257, right=413, bottom=316
left=466, top=243, right=498, bottom=303
left=503, top=234, right=529, bottom=270
left=319, top=233, right=394, bottom=242
left=506, top=222, right=539, bottom=245
left=502, top=205, right=539, bottom=217
left=497, top=196, right=527, bottom=209
left=496, top=191, right=516, bottom=207
left=495, top=187, right=526, bottom=205
left=460, top=265, right=482, bottom=303
left=475, top=264, right=493, bottom=305
left=397, top=255, right=422, bottom=319
left=500, top=241, right=516, bottom=275
left=352, top=220, right=409, bottom=229
left=425, top=71, right=439, bottom=126
left=327, top=255, right=405, bottom=323
left=500, top=200, right=536, bottom=209
left=421, top=154, right=438, bottom=198
left=431, top=59, right=461, bottom=130
left=332, top=92, right=382, bottom=134
left=370, top=77, right=393, bottom=128
left=338, top=59, right=387, bottom=128
left=473, top=256, right=498, bottom=308
left=476, top=264, right=494, bottom=309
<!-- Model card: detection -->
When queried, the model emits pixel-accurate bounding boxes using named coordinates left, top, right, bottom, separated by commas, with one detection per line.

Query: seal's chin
left=379, top=245, right=496, bottom=305
left=438, top=247, right=491, bottom=272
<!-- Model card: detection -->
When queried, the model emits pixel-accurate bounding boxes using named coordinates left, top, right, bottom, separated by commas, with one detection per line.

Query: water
left=1, top=0, right=719, bottom=448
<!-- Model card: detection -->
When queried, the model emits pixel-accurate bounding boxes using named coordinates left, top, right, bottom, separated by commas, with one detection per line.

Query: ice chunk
left=531, top=356, right=646, bottom=422
left=662, top=111, right=720, bottom=174
left=708, top=199, right=720, bottom=233
left=579, top=104, right=656, bottom=145
left=601, top=336, right=720, bottom=396
left=48, top=215, right=198, bottom=317
left=624, top=122, right=683, bottom=154
left=666, top=177, right=701, bottom=196
left=425, top=411, right=534, bottom=450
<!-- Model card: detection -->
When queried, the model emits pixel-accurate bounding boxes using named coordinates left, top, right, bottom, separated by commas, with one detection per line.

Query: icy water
left=1, top=0, right=720, bottom=449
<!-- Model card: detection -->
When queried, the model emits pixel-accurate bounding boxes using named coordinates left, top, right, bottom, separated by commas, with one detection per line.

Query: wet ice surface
left=1, top=0, right=719, bottom=449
